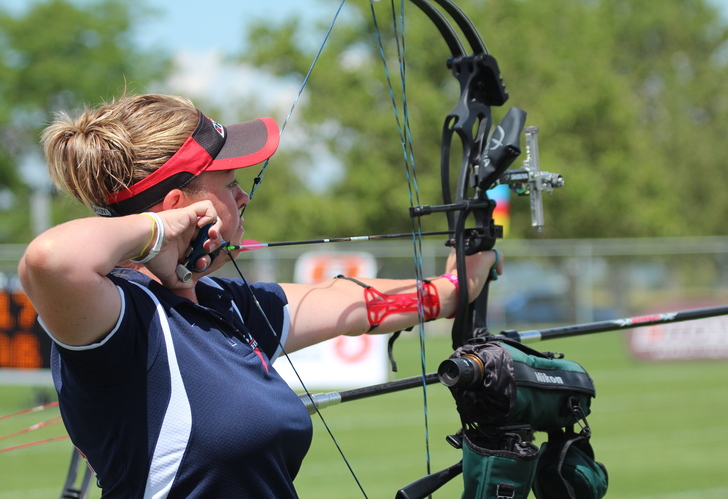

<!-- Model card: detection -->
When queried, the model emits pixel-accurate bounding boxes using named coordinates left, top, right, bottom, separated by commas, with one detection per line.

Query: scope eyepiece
left=437, top=353, right=486, bottom=387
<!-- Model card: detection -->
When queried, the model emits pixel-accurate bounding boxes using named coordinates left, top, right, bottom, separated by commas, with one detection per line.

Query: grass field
left=1, top=329, right=727, bottom=498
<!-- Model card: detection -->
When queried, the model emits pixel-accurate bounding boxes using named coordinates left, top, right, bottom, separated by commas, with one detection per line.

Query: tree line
left=2, top=0, right=728, bottom=243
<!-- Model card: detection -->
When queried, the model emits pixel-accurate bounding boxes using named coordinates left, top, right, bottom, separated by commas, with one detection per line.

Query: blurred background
left=1, top=0, right=728, bottom=497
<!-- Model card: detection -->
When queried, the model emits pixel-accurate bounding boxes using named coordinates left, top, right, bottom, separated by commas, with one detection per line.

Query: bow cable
left=223, top=253, right=369, bottom=497
left=370, top=0, right=435, bottom=478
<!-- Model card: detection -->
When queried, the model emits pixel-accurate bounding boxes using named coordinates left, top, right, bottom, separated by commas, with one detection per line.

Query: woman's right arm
left=18, top=202, right=220, bottom=347
left=19, top=215, right=164, bottom=346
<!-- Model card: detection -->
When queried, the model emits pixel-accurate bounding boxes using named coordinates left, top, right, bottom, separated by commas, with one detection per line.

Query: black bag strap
left=394, top=461, right=463, bottom=499
left=554, top=398, right=590, bottom=499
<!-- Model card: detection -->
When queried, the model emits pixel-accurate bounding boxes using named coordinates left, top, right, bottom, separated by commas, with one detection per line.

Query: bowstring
left=244, top=0, right=348, bottom=212
left=370, top=0, right=432, bottom=477
left=224, top=254, right=369, bottom=497
left=234, top=2, right=369, bottom=496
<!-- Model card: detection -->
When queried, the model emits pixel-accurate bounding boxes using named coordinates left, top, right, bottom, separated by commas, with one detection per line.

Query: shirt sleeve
left=47, top=276, right=162, bottom=391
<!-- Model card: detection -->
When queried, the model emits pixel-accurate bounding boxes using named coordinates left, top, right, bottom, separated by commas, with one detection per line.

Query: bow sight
left=500, top=127, right=565, bottom=232
left=409, top=119, right=565, bottom=254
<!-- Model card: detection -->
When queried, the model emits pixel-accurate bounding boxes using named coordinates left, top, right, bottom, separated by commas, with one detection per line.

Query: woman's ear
left=162, top=189, right=187, bottom=211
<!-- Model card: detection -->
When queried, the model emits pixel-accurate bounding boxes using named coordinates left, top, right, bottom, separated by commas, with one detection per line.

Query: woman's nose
left=236, top=185, right=250, bottom=208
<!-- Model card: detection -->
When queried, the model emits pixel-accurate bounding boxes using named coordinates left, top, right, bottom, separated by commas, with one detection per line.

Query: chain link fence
left=219, top=236, right=728, bottom=332
left=2, top=236, right=728, bottom=332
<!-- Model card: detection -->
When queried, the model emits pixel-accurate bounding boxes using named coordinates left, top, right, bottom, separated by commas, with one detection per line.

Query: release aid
left=176, top=223, right=224, bottom=282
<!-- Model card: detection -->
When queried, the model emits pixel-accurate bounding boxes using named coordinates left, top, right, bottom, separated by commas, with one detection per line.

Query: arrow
left=223, top=230, right=453, bottom=252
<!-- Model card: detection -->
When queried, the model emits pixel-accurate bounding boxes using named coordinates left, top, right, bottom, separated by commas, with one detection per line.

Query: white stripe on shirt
left=133, top=283, right=193, bottom=499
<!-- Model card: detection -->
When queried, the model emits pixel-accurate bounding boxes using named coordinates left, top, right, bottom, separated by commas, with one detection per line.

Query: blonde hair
left=41, top=94, right=198, bottom=209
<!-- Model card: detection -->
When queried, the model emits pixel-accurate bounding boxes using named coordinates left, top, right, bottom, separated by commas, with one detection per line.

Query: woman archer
left=18, top=93, right=501, bottom=498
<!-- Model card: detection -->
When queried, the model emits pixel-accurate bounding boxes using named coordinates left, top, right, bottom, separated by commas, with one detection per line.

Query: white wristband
left=130, top=212, right=165, bottom=264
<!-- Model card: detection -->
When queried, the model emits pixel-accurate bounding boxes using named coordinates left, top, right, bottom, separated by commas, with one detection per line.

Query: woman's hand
left=142, top=201, right=224, bottom=289
left=445, top=248, right=503, bottom=303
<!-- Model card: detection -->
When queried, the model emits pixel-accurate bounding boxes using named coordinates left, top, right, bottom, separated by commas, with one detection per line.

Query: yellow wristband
left=130, top=213, right=156, bottom=262
left=130, top=213, right=164, bottom=264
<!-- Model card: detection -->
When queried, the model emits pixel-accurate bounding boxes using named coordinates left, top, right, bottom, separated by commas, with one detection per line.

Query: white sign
left=276, top=251, right=388, bottom=389
left=628, top=314, right=728, bottom=360
left=275, top=334, right=389, bottom=390
left=293, top=251, right=378, bottom=284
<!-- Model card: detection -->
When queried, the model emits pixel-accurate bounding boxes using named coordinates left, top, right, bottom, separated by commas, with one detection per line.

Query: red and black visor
left=93, top=111, right=279, bottom=217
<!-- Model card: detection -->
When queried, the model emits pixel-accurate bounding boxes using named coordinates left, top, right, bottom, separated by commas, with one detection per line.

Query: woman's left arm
left=280, top=249, right=501, bottom=352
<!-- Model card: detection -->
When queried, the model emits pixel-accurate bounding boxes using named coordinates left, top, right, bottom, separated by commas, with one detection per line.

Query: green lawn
left=1, top=330, right=727, bottom=498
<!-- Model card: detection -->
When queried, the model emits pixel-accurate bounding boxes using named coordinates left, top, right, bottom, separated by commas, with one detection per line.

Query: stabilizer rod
left=299, top=373, right=439, bottom=415
left=499, top=304, right=728, bottom=343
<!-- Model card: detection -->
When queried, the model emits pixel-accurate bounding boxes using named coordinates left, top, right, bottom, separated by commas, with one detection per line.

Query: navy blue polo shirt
left=47, top=269, right=313, bottom=498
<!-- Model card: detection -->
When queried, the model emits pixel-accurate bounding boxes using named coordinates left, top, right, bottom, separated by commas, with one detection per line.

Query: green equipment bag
left=501, top=340, right=595, bottom=431
left=533, top=426, right=609, bottom=499
left=441, top=338, right=596, bottom=431
left=461, top=430, right=539, bottom=499
left=439, top=337, right=608, bottom=499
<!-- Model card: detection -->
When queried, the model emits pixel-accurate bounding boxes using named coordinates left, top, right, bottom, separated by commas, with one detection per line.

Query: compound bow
left=56, top=1, right=562, bottom=497
left=286, top=1, right=563, bottom=497
left=249, top=0, right=564, bottom=497
left=376, top=1, right=536, bottom=496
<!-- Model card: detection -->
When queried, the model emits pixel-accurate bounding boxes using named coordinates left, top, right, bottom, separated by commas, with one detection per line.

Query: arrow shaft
left=225, top=230, right=452, bottom=251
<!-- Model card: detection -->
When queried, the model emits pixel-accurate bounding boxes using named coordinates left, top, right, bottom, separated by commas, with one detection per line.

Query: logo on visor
left=93, top=205, right=113, bottom=217
left=206, top=117, right=225, bottom=138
